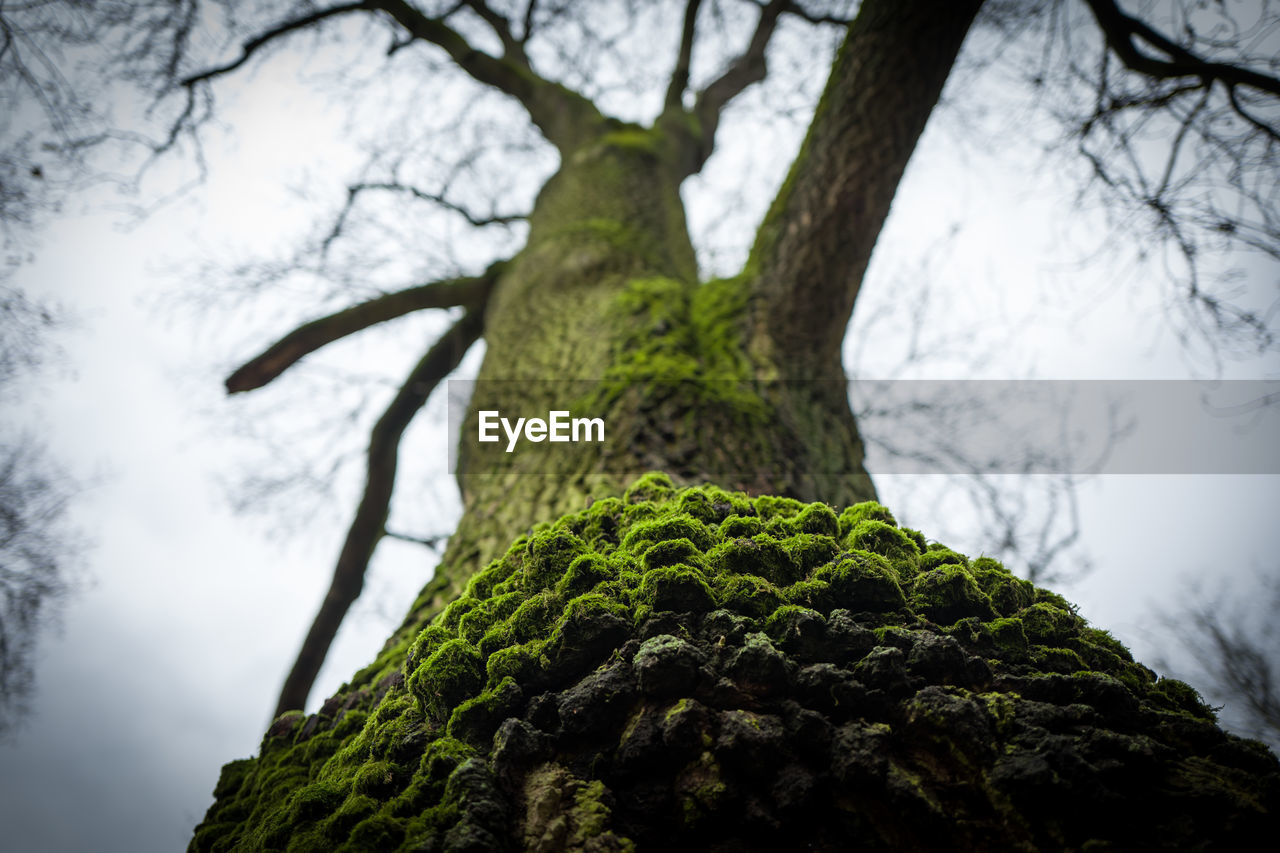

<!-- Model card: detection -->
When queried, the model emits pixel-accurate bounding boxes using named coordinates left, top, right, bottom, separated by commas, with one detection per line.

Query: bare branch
left=383, top=528, right=445, bottom=549
left=1083, top=0, right=1280, bottom=102
left=748, top=0, right=984, bottom=373
left=370, top=0, right=600, bottom=150
left=776, top=1, right=853, bottom=27
left=665, top=0, right=704, bottom=110
left=462, top=0, right=528, bottom=65
left=325, top=181, right=526, bottom=250
left=691, top=0, right=787, bottom=144
left=520, top=0, right=539, bottom=45
left=274, top=307, right=485, bottom=718
left=226, top=264, right=502, bottom=394
left=179, top=3, right=374, bottom=89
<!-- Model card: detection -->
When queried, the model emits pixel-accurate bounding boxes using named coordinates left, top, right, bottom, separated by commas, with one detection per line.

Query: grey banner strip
left=447, top=379, right=1280, bottom=475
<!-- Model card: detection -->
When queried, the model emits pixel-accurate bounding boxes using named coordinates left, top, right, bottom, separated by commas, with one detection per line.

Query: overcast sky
left=2, top=8, right=1278, bottom=852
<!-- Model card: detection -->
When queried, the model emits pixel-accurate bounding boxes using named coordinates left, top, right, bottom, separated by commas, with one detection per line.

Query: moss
left=526, top=528, right=588, bottom=592
left=408, top=639, right=485, bottom=723
left=814, top=551, right=906, bottom=613
left=720, top=514, right=762, bottom=539
left=753, top=494, right=807, bottom=521
left=1029, top=646, right=1088, bottom=673
left=622, top=512, right=715, bottom=552
left=910, top=564, right=997, bottom=625
left=984, top=617, right=1029, bottom=660
left=556, top=553, right=615, bottom=597
left=351, top=761, right=400, bottom=800
left=782, top=533, right=840, bottom=574
left=1150, top=677, right=1217, bottom=721
left=624, top=472, right=676, bottom=504
left=838, top=501, right=898, bottom=537
left=919, top=548, right=968, bottom=572
left=847, top=520, right=921, bottom=575
left=784, top=577, right=835, bottom=612
left=290, top=781, right=348, bottom=823
left=194, top=476, right=1280, bottom=852
left=1020, top=601, right=1079, bottom=645
left=642, top=537, right=707, bottom=571
left=708, top=534, right=797, bottom=585
left=485, top=640, right=545, bottom=687
left=600, top=125, right=661, bottom=157
left=971, top=559, right=1036, bottom=617
left=447, top=676, right=523, bottom=747
left=506, top=590, right=560, bottom=645
left=456, top=591, right=522, bottom=645
left=463, top=551, right=521, bottom=601
left=717, top=573, right=784, bottom=618
left=638, top=565, right=717, bottom=614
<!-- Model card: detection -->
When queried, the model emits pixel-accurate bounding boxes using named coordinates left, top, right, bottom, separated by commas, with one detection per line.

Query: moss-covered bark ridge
left=193, top=476, right=1280, bottom=852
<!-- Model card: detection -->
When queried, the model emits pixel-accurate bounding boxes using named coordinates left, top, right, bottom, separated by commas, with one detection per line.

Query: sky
left=2, top=5, right=1279, bottom=852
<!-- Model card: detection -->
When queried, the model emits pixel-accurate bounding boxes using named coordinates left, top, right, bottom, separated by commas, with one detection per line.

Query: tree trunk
left=191, top=2, right=1280, bottom=849
left=397, top=0, right=986, bottom=642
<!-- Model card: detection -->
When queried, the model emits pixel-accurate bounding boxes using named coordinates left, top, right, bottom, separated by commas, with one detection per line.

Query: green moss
left=910, top=564, right=997, bottom=625
left=971, top=559, right=1036, bottom=617
left=622, top=513, right=715, bottom=552
left=642, top=537, right=707, bottom=571
left=813, top=551, right=905, bottom=613
left=1029, top=645, right=1088, bottom=673
left=1150, top=677, right=1216, bottom=721
left=198, top=476, right=1266, bottom=851
left=456, top=591, right=521, bottom=645
left=351, top=761, right=400, bottom=800
left=526, top=528, right=588, bottom=592
left=753, top=494, right=807, bottom=521
left=622, top=468, right=680, bottom=502
left=708, top=534, right=797, bottom=585
left=782, top=533, right=840, bottom=574
left=985, top=617, right=1029, bottom=659
left=484, top=640, right=545, bottom=688
left=638, top=565, right=717, bottom=614
left=919, top=548, right=968, bottom=572
left=1020, top=601, right=1079, bottom=645
left=447, top=676, right=523, bottom=746
left=556, top=553, right=615, bottom=597
left=720, top=514, right=762, bottom=539
left=784, top=577, right=835, bottom=612
left=717, top=573, right=784, bottom=618
left=408, top=639, right=484, bottom=723
left=290, top=781, right=348, bottom=823
left=847, top=520, right=921, bottom=575
left=506, top=590, right=560, bottom=645
left=600, top=125, right=661, bottom=157
left=838, top=501, right=898, bottom=537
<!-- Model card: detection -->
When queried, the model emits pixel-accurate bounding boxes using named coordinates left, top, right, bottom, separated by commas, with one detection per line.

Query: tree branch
left=747, top=0, right=983, bottom=374
left=691, top=0, right=786, bottom=137
left=1083, top=0, right=1280, bottom=98
left=462, top=0, right=528, bottom=65
left=327, top=182, right=526, bottom=247
left=664, top=0, right=703, bottom=110
left=179, top=2, right=373, bottom=89
left=274, top=307, right=485, bottom=718
left=226, top=264, right=501, bottom=394
left=370, top=0, right=600, bottom=150
left=520, top=0, right=539, bottom=45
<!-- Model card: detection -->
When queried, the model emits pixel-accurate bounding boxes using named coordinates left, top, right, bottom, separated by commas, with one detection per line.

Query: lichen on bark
left=192, top=476, right=1280, bottom=852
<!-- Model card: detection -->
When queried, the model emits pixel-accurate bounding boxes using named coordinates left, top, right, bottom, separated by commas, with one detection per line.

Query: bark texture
left=191, top=478, right=1280, bottom=851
